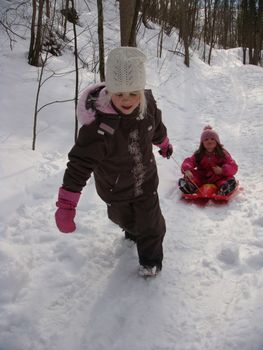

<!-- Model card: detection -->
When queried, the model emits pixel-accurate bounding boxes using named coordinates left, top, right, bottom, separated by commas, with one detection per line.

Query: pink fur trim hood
left=77, top=82, right=117, bottom=125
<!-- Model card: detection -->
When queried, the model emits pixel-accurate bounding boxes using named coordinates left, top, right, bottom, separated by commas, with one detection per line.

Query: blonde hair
left=139, top=90, right=147, bottom=115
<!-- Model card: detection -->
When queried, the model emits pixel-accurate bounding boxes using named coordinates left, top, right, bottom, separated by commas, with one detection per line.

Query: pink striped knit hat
left=201, top=125, right=220, bottom=144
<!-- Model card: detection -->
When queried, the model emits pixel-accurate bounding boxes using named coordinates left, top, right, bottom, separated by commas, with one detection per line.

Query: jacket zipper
left=110, top=174, right=120, bottom=192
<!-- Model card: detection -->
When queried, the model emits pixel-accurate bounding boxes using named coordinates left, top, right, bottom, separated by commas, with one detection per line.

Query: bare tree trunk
left=128, top=0, right=141, bottom=46
left=248, top=47, right=253, bottom=63
left=28, top=0, right=45, bottom=66
left=251, top=0, right=263, bottom=65
left=62, top=0, right=69, bottom=40
left=32, top=0, right=57, bottom=149
left=203, top=0, right=208, bottom=61
left=28, top=0, right=37, bottom=62
left=141, top=0, right=154, bottom=29
left=46, top=0, right=50, bottom=18
left=258, top=0, right=263, bottom=65
left=242, top=47, right=247, bottom=64
left=97, top=0, right=105, bottom=81
left=208, top=0, right=218, bottom=65
left=32, top=57, right=46, bottom=150
left=252, top=31, right=261, bottom=65
left=239, top=0, right=248, bottom=64
left=179, top=0, right=197, bottom=67
left=181, top=2, right=190, bottom=67
left=119, top=0, right=137, bottom=46
left=70, top=0, right=79, bottom=142
left=157, top=27, right=164, bottom=58
left=222, top=0, right=229, bottom=48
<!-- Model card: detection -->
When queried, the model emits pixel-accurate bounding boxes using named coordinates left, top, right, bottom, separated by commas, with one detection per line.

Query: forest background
left=1, top=0, right=262, bottom=148
left=0, top=1, right=263, bottom=350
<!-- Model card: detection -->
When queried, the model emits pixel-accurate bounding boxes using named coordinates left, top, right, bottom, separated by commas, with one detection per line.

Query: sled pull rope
left=170, top=155, right=200, bottom=191
left=170, top=155, right=181, bottom=169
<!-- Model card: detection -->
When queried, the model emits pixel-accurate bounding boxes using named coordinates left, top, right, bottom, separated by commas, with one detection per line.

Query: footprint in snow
left=217, top=244, right=240, bottom=267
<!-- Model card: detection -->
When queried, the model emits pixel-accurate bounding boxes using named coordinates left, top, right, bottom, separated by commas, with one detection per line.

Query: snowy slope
left=1, top=1, right=263, bottom=350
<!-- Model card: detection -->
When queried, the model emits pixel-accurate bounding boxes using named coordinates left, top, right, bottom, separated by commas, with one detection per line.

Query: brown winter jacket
left=62, top=83, right=167, bottom=203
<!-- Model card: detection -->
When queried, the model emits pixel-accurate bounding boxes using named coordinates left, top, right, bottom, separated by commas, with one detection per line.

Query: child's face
left=111, top=91, right=141, bottom=115
left=203, top=138, right=217, bottom=152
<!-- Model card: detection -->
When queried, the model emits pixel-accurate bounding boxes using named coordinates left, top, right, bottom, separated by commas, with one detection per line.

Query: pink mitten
left=55, top=187, right=81, bottom=233
left=156, top=137, right=173, bottom=159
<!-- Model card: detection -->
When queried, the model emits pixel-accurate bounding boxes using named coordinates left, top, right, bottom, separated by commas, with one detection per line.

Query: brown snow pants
left=107, top=193, right=166, bottom=269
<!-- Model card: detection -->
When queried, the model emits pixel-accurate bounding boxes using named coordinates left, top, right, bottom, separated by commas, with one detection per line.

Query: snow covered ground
left=1, top=2, right=263, bottom=350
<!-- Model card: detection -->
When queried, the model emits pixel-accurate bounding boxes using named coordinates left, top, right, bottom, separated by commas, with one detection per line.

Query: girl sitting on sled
left=178, top=125, right=238, bottom=196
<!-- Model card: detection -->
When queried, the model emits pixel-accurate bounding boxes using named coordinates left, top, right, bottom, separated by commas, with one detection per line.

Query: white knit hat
left=105, top=47, right=146, bottom=93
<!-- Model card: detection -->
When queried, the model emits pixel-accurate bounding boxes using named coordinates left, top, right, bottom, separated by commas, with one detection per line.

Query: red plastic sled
left=182, top=182, right=240, bottom=202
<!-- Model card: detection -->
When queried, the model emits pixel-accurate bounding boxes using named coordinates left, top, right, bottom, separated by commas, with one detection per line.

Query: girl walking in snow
left=55, top=47, right=173, bottom=277
left=178, top=125, right=238, bottom=195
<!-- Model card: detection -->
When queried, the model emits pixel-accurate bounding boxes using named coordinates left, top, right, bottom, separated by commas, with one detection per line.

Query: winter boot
left=138, top=265, right=161, bottom=277
left=178, top=178, right=198, bottom=194
left=218, top=178, right=237, bottom=196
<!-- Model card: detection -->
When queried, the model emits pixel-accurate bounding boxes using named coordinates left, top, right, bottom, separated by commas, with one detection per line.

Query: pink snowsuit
left=181, top=151, right=238, bottom=187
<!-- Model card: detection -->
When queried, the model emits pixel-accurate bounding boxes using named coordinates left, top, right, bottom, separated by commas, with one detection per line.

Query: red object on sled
left=182, top=182, right=240, bottom=201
